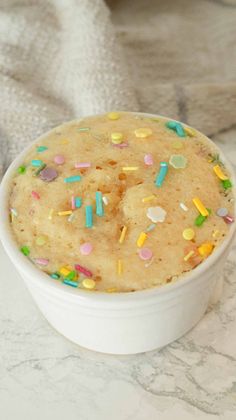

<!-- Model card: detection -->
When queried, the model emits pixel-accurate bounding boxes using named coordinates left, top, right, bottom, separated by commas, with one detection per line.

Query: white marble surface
left=0, top=133, right=236, bottom=420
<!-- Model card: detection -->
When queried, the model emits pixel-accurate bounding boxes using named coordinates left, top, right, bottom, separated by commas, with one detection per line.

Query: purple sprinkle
left=35, top=258, right=49, bottom=266
left=40, top=167, right=58, bottom=182
left=223, top=215, right=234, bottom=224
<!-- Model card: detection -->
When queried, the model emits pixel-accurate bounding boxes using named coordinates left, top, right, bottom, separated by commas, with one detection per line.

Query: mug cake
left=8, top=112, right=234, bottom=292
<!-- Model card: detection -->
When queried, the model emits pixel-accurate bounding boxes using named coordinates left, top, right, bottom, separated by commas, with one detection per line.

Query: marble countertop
left=0, top=132, right=236, bottom=420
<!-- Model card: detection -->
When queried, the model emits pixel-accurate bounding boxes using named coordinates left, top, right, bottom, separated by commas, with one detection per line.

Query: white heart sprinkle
left=146, top=206, right=166, bottom=223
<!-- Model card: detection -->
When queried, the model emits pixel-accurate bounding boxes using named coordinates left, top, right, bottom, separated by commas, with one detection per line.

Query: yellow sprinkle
left=134, top=128, right=153, bottom=138
left=184, top=250, right=195, bottom=261
left=122, top=166, right=139, bottom=171
left=58, top=210, right=73, bottom=216
left=106, top=287, right=118, bottom=293
left=184, top=126, right=196, bottom=137
left=117, top=259, right=123, bottom=275
left=119, top=226, right=127, bottom=244
left=212, top=230, right=221, bottom=239
left=198, top=243, right=214, bottom=258
left=48, top=208, right=54, bottom=220
left=192, top=197, right=209, bottom=217
left=82, top=278, right=96, bottom=289
left=142, top=195, right=156, bottom=203
left=107, top=112, right=120, bottom=120
left=182, top=228, right=195, bottom=241
left=137, top=232, right=147, bottom=247
left=213, top=165, right=228, bottom=181
left=172, top=140, right=183, bottom=149
left=59, top=266, right=73, bottom=277
left=111, top=132, right=123, bottom=144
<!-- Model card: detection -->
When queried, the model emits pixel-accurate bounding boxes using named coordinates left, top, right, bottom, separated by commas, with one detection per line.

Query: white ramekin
left=0, top=113, right=235, bottom=355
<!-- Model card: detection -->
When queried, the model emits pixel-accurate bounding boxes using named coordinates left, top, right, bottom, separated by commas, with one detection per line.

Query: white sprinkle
left=68, top=213, right=76, bottom=222
left=102, top=196, right=108, bottom=206
left=10, top=208, right=18, bottom=217
left=145, top=257, right=154, bottom=268
left=180, top=202, right=188, bottom=212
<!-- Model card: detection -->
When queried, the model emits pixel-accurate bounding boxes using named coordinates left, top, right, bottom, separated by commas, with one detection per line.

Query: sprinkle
left=10, top=208, right=18, bottom=217
left=31, top=159, right=43, bottom=167
left=134, top=128, right=153, bottom=138
left=66, top=270, right=77, bottom=280
left=35, top=236, right=47, bottom=246
left=119, top=226, right=127, bottom=244
left=82, top=278, right=96, bottom=289
left=213, top=165, right=228, bottom=181
left=182, top=228, right=195, bottom=241
left=198, top=243, right=214, bottom=257
left=184, top=127, right=196, bottom=137
left=54, top=155, right=65, bottom=165
left=142, top=195, right=156, bottom=203
left=107, top=112, right=120, bottom=120
left=144, top=258, right=154, bottom=268
left=31, top=191, right=40, bottom=200
left=18, top=165, right=26, bottom=174
left=35, top=163, right=46, bottom=176
left=48, top=208, right=54, bottom=220
left=35, top=258, right=49, bottom=266
left=144, top=154, right=154, bottom=166
left=64, top=175, right=81, bottom=183
left=172, top=140, right=184, bottom=149
left=71, top=196, right=75, bottom=210
left=221, top=179, right=232, bottom=190
left=138, top=247, right=153, bottom=260
left=40, top=167, right=58, bottom=182
left=80, top=242, right=93, bottom=256
left=137, top=232, right=147, bottom=247
left=117, top=259, right=123, bottom=275
left=113, top=142, right=129, bottom=148
left=85, top=205, right=93, bottom=228
left=145, top=223, right=156, bottom=232
left=59, top=266, right=72, bottom=277
left=155, top=162, right=168, bottom=187
left=195, top=214, right=207, bottom=227
left=37, top=146, right=48, bottom=152
left=192, top=197, right=209, bottom=217
left=74, top=162, right=91, bottom=168
left=216, top=207, right=228, bottom=217
left=147, top=206, right=166, bottom=223
left=180, top=202, right=188, bottom=211
left=75, top=197, right=82, bottom=208
left=102, top=196, right=109, bottom=206
left=169, top=154, right=187, bottom=169
left=166, top=121, right=186, bottom=137
left=75, top=264, right=93, bottom=277
left=122, top=166, right=139, bottom=171
left=58, top=210, right=73, bottom=216
left=111, top=132, right=123, bottom=144
left=223, top=215, right=234, bottom=224
left=51, top=273, right=60, bottom=279
left=68, top=213, right=76, bottom=222
left=63, top=279, right=78, bottom=288
left=21, top=245, right=30, bottom=256
left=95, top=191, right=104, bottom=216
left=77, top=127, right=90, bottom=132
left=184, top=250, right=195, bottom=261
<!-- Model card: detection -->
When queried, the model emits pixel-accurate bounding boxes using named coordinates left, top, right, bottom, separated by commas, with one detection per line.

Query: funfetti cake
left=8, top=112, right=234, bottom=292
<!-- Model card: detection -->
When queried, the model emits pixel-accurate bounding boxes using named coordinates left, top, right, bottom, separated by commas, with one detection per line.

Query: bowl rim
left=0, top=112, right=235, bottom=305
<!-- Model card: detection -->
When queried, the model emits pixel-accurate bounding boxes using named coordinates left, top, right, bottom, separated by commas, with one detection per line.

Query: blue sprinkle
left=63, top=279, right=78, bottom=287
left=155, top=162, right=168, bottom=187
left=31, top=159, right=43, bottom=167
left=85, top=205, right=93, bottom=228
left=64, top=175, right=81, bottom=183
left=95, top=191, right=104, bottom=216
left=75, top=197, right=82, bottom=208
left=166, top=121, right=186, bottom=138
left=37, top=146, right=48, bottom=153
left=51, top=273, right=60, bottom=279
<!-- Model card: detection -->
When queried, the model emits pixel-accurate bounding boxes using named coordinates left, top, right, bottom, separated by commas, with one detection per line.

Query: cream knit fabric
left=1, top=0, right=236, bottom=176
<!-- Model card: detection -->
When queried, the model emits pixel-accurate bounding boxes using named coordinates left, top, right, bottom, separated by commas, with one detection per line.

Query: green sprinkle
left=194, top=208, right=211, bottom=227
left=51, top=272, right=60, bottom=279
left=18, top=165, right=26, bottom=174
left=66, top=270, right=76, bottom=280
left=37, top=146, right=48, bottom=153
left=77, top=127, right=90, bottom=132
left=21, top=245, right=30, bottom=256
left=34, top=163, right=46, bottom=176
left=221, top=179, right=232, bottom=190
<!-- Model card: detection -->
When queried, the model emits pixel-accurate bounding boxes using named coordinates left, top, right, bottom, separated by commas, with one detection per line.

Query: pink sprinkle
left=71, top=196, right=75, bottom=210
left=75, top=264, right=93, bottom=277
left=138, top=248, right=153, bottom=260
left=113, top=143, right=128, bottom=148
left=74, top=162, right=91, bottom=168
left=223, top=215, right=234, bottom=224
left=31, top=191, right=40, bottom=200
left=80, top=242, right=93, bottom=256
left=35, top=258, right=49, bottom=266
left=144, top=154, right=154, bottom=166
left=54, top=155, right=65, bottom=165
